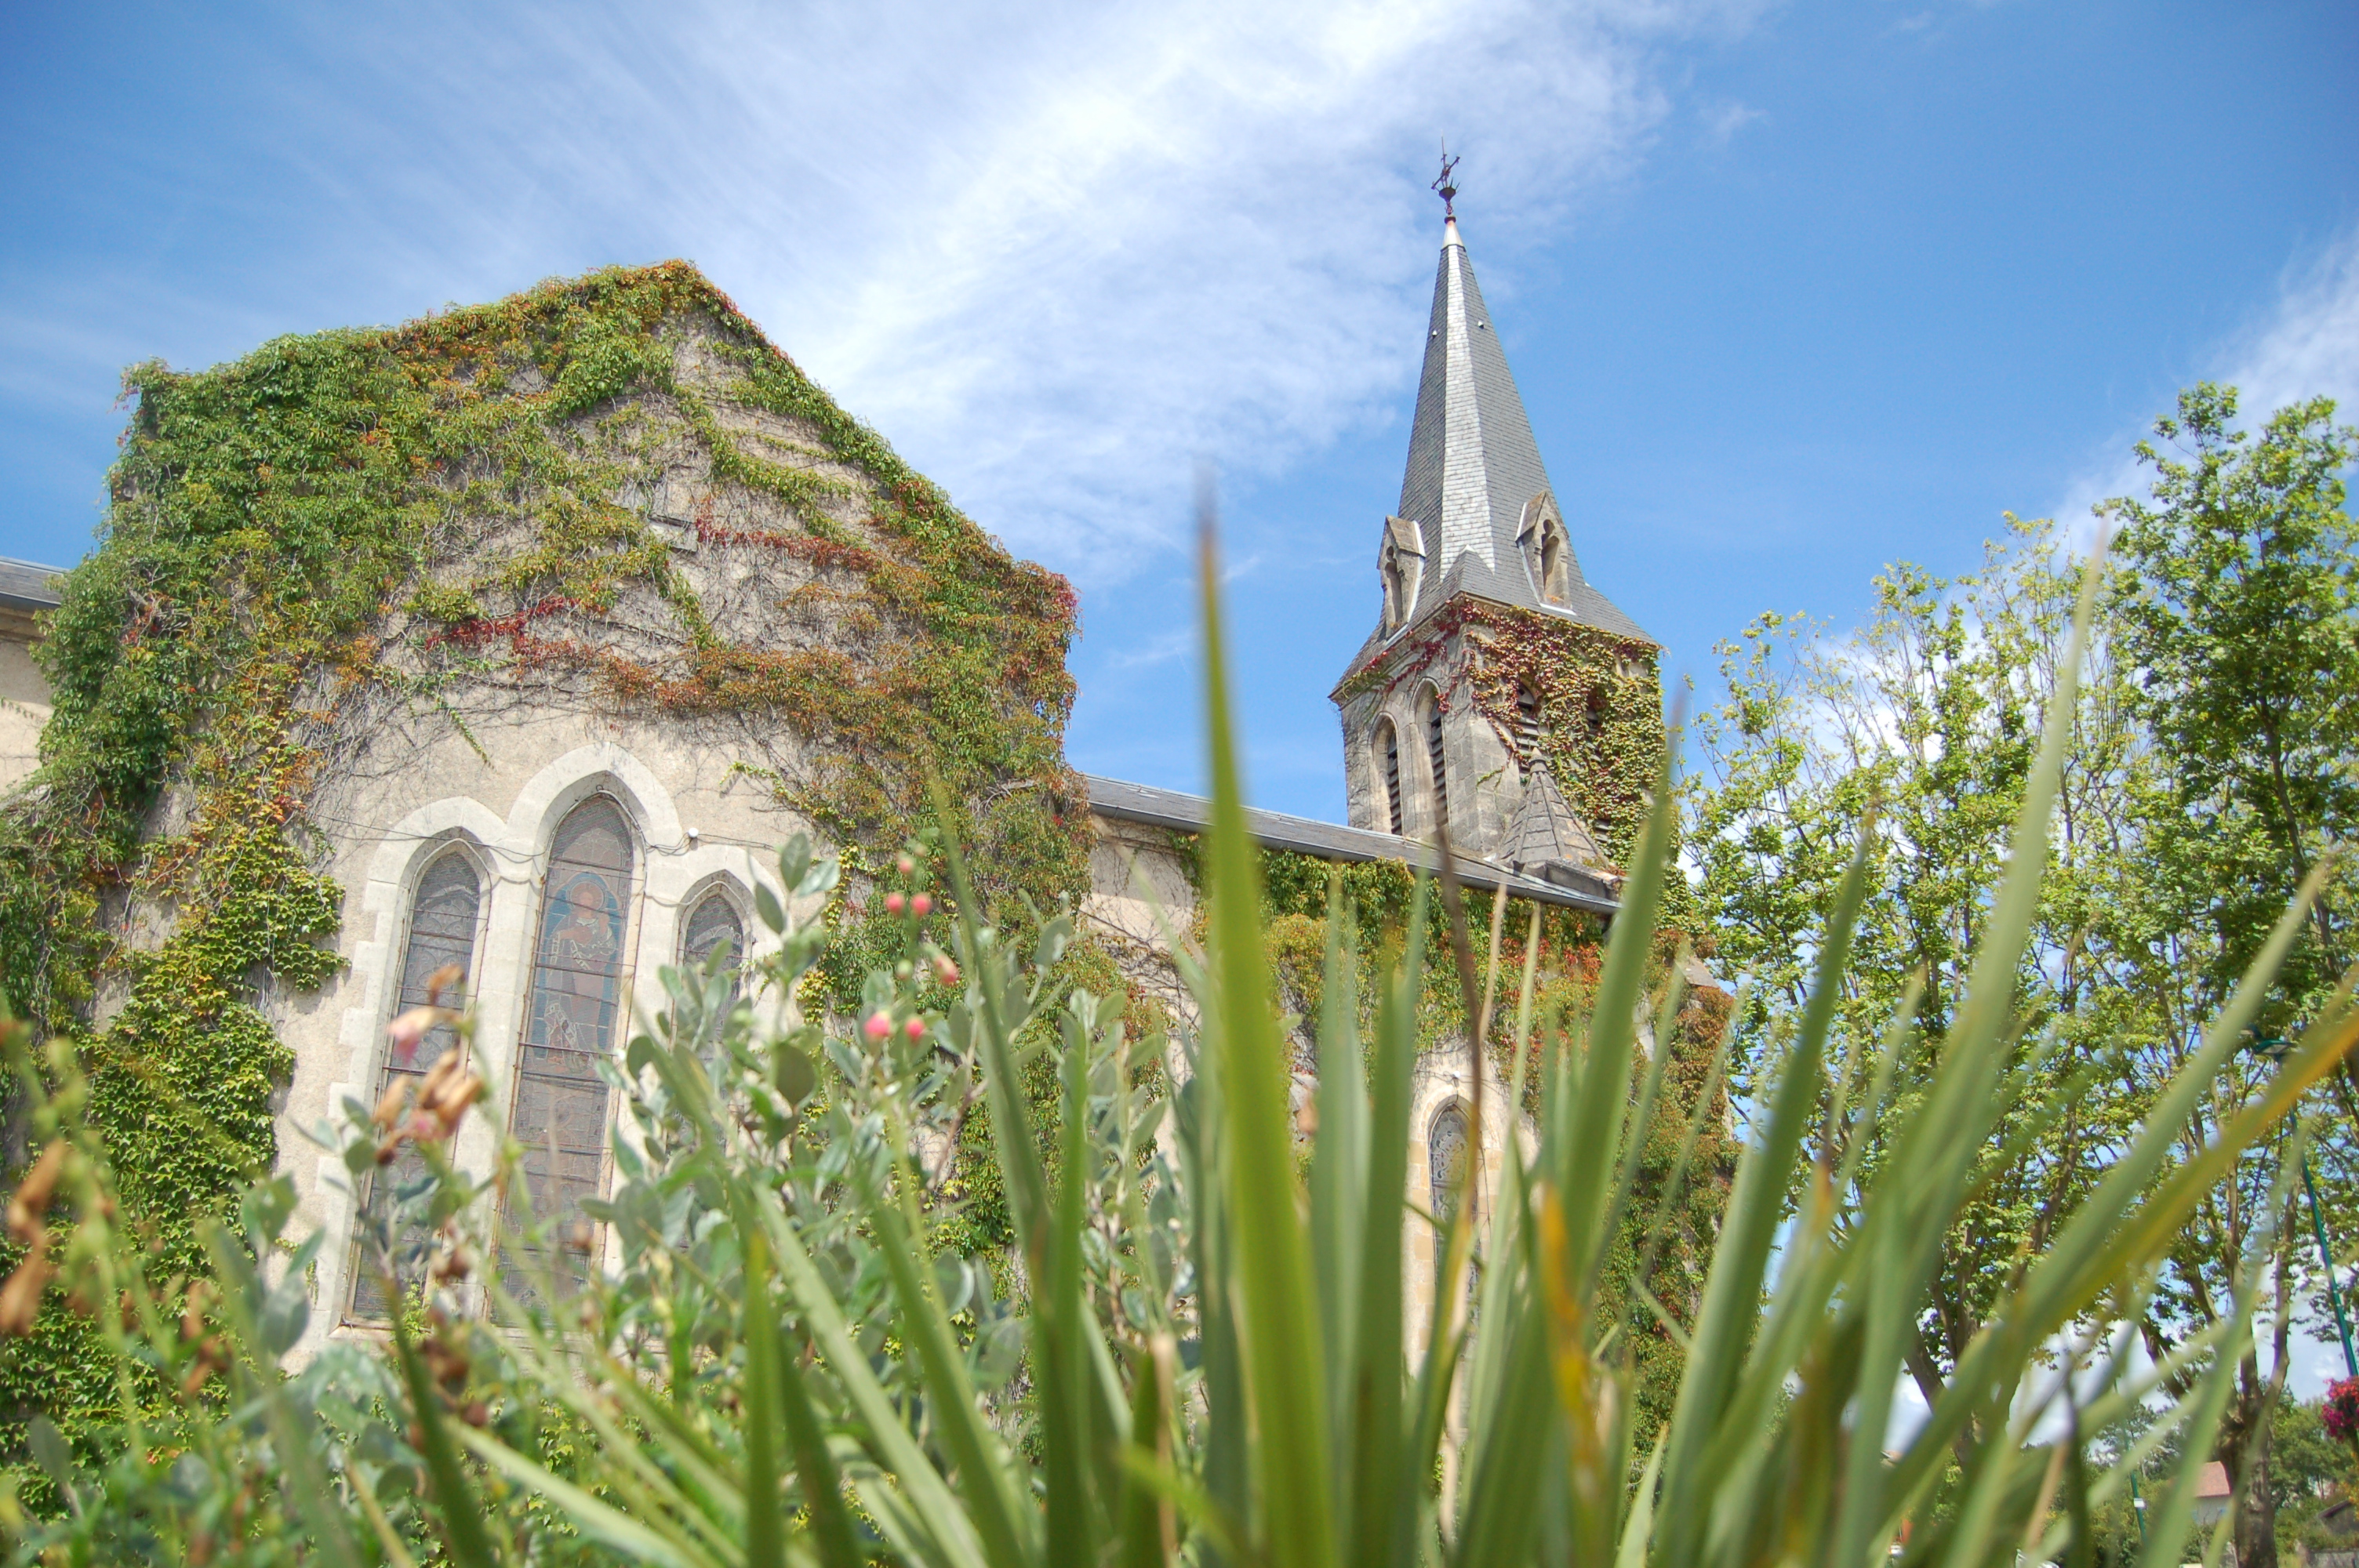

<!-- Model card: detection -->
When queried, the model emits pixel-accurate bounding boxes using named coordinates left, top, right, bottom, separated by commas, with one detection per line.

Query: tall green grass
left=2, top=539, right=2351, bottom=1566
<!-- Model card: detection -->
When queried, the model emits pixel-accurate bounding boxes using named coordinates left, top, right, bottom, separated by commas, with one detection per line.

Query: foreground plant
left=2, top=539, right=2352, bottom=1566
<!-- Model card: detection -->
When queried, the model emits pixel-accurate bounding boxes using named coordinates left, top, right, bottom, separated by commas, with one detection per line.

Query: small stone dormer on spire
left=1332, top=175, right=1659, bottom=883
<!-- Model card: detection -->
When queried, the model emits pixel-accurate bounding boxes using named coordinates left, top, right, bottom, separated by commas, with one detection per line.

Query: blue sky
left=3, top=0, right=2354, bottom=827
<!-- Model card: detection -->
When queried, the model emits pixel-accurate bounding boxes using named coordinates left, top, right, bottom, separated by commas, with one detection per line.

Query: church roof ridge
left=1392, top=212, right=1648, bottom=642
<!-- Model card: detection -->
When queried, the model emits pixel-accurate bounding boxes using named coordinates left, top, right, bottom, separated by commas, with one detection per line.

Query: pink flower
left=911, top=894, right=932, bottom=917
left=384, top=1004, right=449, bottom=1064
left=2327, top=1377, right=2359, bottom=1443
left=904, top=1017, right=926, bottom=1042
left=863, top=1013, right=892, bottom=1040
left=934, top=955, right=959, bottom=986
left=896, top=855, right=915, bottom=877
left=884, top=892, right=906, bottom=916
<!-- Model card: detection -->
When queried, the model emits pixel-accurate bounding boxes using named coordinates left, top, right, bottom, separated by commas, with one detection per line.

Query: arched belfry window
left=1375, top=718, right=1405, bottom=836
left=1421, top=688, right=1449, bottom=834
left=680, top=887, right=747, bottom=1046
left=507, top=796, right=637, bottom=1292
left=1429, top=1101, right=1469, bottom=1222
left=349, top=848, right=481, bottom=1321
left=1518, top=494, right=1572, bottom=608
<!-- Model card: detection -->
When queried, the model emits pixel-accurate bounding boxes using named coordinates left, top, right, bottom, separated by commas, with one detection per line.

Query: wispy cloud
left=2048, top=224, right=2359, bottom=535
left=43, top=0, right=1758, bottom=587
left=1110, top=628, right=1194, bottom=671
left=1701, top=100, right=1765, bottom=145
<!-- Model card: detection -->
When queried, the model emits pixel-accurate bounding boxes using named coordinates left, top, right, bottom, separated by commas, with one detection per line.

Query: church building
left=0, top=198, right=1660, bottom=1362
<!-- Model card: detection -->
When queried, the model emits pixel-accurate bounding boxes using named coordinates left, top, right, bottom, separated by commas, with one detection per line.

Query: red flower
left=2324, top=1377, right=2359, bottom=1443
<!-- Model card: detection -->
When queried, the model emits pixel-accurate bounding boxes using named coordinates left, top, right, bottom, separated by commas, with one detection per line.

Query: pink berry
left=911, top=893, right=932, bottom=917
left=863, top=1013, right=892, bottom=1040
left=904, top=1017, right=926, bottom=1041
left=935, top=956, right=959, bottom=985
left=896, top=855, right=915, bottom=877
left=884, top=891, right=906, bottom=916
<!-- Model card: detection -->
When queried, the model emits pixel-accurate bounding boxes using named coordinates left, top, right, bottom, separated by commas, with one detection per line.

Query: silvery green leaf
left=257, top=1271, right=311, bottom=1357
left=777, top=835, right=812, bottom=893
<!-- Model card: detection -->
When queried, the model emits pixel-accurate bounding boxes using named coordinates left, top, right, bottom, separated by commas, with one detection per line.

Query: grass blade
left=1196, top=507, right=1335, bottom=1568
left=392, top=1304, right=501, bottom=1568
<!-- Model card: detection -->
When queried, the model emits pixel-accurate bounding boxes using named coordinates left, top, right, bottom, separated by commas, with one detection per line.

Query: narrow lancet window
left=349, top=850, right=479, bottom=1321
left=1423, top=690, right=1449, bottom=833
left=1376, top=718, right=1405, bottom=836
left=680, top=888, right=747, bottom=1047
left=1515, top=681, right=1543, bottom=762
left=507, top=797, right=636, bottom=1295
left=1429, top=1102, right=1468, bottom=1222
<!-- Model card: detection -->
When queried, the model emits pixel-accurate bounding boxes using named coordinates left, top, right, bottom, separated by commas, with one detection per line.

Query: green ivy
left=0, top=261, right=1092, bottom=1459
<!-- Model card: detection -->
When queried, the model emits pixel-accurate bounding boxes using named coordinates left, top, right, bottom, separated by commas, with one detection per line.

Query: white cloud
left=226, top=0, right=1762, bottom=586
left=2225, top=226, right=2359, bottom=426
left=2050, top=224, right=2359, bottom=535
left=1702, top=99, right=1765, bottom=144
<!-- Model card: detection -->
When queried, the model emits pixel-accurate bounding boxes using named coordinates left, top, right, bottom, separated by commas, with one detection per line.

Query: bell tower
left=1331, top=180, right=1661, bottom=887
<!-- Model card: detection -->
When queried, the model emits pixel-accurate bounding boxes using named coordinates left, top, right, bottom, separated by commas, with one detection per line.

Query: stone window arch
left=1517, top=493, right=1572, bottom=608
left=349, top=844, right=484, bottom=1322
left=1429, top=1100, right=1469, bottom=1222
left=1419, top=684, right=1449, bottom=836
left=1374, top=717, right=1405, bottom=836
left=679, top=881, right=749, bottom=1049
left=506, top=793, right=639, bottom=1295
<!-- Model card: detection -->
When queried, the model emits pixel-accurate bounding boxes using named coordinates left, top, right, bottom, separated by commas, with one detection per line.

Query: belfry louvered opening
left=1422, top=688, right=1448, bottom=832
left=1376, top=717, right=1405, bottom=835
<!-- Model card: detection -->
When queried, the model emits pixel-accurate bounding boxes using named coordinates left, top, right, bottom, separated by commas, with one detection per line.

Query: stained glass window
left=1429, top=1102, right=1467, bottom=1224
left=506, top=797, right=636, bottom=1295
left=679, top=888, right=745, bottom=1048
left=348, top=849, right=480, bottom=1321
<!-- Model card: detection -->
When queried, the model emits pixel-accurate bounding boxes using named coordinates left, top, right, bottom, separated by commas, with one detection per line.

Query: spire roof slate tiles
left=1369, top=215, right=1649, bottom=657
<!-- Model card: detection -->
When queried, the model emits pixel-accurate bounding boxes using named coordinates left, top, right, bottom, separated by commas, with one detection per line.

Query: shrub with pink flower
left=2324, top=1376, right=2359, bottom=1447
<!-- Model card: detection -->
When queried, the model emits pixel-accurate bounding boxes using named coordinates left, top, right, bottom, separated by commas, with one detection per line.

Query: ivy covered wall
left=0, top=261, right=1090, bottom=1446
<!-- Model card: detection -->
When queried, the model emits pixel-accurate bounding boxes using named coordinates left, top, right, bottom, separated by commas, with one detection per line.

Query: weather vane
left=1433, top=142, right=1460, bottom=219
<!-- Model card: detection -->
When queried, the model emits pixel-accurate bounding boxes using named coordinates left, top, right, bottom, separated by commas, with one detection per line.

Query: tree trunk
left=2234, top=1417, right=2276, bottom=1568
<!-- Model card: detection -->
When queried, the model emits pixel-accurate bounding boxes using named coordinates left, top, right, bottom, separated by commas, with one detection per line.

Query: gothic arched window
left=1514, top=681, right=1543, bottom=763
left=1421, top=687, right=1449, bottom=835
left=349, top=848, right=481, bottom=1321
left=507, top=796, right=637, bottom=1294
left=1375, top=717, right=1405, bottom=836
left=679, top=887, right=747, bottom=1047
left=1518, top=494, right=1572, bottom=608
left=1429, top=1101, right=1468, bottom=1222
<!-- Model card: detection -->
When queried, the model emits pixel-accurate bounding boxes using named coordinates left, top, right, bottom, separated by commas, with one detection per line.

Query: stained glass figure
left=506, top=797, right=636, bottom=1298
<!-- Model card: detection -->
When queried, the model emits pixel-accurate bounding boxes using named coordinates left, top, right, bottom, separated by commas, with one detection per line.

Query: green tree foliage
left=2105, top=383, right=2359, bottom=1050
left=1687, top=386, right=2359, bottom=1567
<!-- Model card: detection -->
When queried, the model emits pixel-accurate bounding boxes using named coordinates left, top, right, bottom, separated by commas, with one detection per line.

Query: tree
left=1690, top=384, right=2359, bottom=1563
left=1687, top=517, right=2150, bottom=1412
left=2096, top=384, right=2359, bottom=1564
left=2105, top=383, right=2359, bottom=1043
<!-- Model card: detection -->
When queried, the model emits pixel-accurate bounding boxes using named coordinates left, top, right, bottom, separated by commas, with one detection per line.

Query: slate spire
left=1390, top=214, right=1648, bottom=641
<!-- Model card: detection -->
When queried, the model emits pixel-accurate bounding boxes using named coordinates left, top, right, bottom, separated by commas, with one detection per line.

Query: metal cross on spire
left=1433, top=142, right=1460, bottom=219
